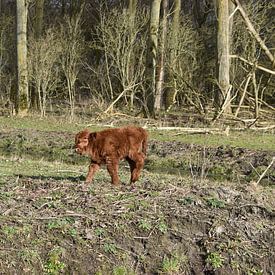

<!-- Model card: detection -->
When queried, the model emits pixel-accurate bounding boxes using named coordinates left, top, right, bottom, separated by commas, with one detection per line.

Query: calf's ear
left=89, top=132, right=97, bottom=142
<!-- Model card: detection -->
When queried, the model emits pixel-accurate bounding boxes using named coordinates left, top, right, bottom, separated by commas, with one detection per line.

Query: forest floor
left=0, top=116, right=274, bottom=274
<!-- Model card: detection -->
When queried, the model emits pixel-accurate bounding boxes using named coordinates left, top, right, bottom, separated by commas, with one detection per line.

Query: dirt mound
left=149, top=140, right=275, bottom=184
left=0, top=172, right=274, bottom=274
left=0, top=128, right=274, bottom=273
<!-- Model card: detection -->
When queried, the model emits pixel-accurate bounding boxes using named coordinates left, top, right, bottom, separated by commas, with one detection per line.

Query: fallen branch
left=234, top=125, right=275, bottom=131
left=234, top=73, right=252, bottom=118
left=230, top=55, right=275, bottom=75
left=152, top=126, right=230, bottom=136
left=256, top=157, right=275, bottom=186
left=104, top=83, right=140, bottom=114
left=252, top=125, right=275, bottom=130
left=231, top=0, right=275, bottom=66
left=247, top=93, right=275, bottom=111
left=212, top=85, right=236, bottom=124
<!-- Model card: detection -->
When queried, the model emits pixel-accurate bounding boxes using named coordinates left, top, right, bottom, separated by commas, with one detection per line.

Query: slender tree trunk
left=34, top=0, right=44, bottom=38
left=215, top=0, right=231, bottom=114
left=61, top=0, right=66, bottom=16
left=30, top=0, right=44, bottom=111
left=128, top=0, right=137, bottom=109
left=128, top=0, right=137, bottom=28
left=145, top=0, right=161, bottom=117
left=155, top=0, right=168, bottom=112
left=16, top=0, right=29, bottom=115
left=252, top=72, right=259, bottom=118
left=164, top=0, right=181, bottom=111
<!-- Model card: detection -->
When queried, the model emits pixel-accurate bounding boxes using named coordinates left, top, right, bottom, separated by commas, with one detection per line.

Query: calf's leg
left=126, top=157, right=136, bottom=183
left=86, top=162, right=100, bottom=183
left=129, top=152, right=145, bottom=183
left=106, top=156, right=120, bottom=185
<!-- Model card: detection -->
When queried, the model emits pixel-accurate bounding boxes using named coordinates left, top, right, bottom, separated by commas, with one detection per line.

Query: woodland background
left=0, top=0, right=274, bottom=122
left=0, top=1, right=275, bottom=273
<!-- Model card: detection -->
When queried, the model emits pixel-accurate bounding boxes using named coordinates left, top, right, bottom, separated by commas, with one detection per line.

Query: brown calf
left=75, top=126, right=148, bottom=185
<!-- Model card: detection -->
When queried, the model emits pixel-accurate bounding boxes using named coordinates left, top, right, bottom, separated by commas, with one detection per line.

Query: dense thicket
left=0, top=0, right=274, bottom=119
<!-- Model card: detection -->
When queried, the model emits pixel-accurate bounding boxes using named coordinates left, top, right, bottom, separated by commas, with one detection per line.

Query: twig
left=256, top=157, right=275, bottom=185
left=234, top=74, right=252, bottom=118
left=231, top=0, right=275, bottom=67
left=230, top=55, right=275, bottom=75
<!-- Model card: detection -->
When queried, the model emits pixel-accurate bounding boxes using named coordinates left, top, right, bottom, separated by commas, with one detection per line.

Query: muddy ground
left=0, top=128, right=274, bottom=274
left=0, top=128, right=274, bottom=184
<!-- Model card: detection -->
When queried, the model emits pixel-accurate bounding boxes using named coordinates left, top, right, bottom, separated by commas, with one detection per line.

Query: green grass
left=0, top=116, right=101, bottom=133
left=1, top=116, right=274, bottom=150
left=0, top=157, right=83, bottom=179
left=0, top=151, right=274, bottom=274
left=150, top=130, right=275, bottom=151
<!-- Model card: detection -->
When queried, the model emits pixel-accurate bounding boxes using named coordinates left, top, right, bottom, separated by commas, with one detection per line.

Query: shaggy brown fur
left=75, top=126, right=148, bottom=185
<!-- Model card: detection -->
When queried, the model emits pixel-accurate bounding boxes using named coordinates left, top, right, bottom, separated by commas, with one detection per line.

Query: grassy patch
left=0, top=156, right=274, bottom=274
left=1, top=116, right=274, bottom=150
left=150, top=129, right=275, bottom=151
left=0, top=116, right=274, bottom=274
left=0, top=157, right=83, bottom=179
left=0, top=116, right=81, bottom=133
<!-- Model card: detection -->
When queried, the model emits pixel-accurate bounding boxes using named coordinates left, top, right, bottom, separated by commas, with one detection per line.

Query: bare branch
left=256, top=157, right=275, bottom=186
left=231, top=0, right=275, bottom=66
left=230, top=55, right=275, bottom=75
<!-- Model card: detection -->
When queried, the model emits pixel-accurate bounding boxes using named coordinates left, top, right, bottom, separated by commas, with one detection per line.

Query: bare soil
left=0, top=128, right=274, bottom=274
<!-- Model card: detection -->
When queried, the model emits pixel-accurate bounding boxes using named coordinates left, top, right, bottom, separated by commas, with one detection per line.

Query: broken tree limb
left=212, top=85, right=236, bottom=124
left=247, top=92, right=275, bottom=111
left=151, top=126, right=230, bottom=136
left=256, top=157, right=275, bottom=186
left=104, top=83, right=140, bottom=114
left=230, top=55, right=275, bottom=75
left=234, top=73, right=252, bottom=118
left=231, top=0, right=275, bottom=67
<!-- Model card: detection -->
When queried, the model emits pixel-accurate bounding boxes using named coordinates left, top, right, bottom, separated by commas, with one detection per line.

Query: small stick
left=256, top=157, right=275, bottom=185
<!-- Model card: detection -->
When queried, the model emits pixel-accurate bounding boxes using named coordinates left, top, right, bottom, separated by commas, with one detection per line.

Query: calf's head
left=75, top=129, right=90, bottom=155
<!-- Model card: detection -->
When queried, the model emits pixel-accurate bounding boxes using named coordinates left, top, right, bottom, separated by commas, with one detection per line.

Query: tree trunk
left=61, top=0, right=66, bottom=16
left=145, top=0, right=161, bottom=117
left=215, top=0, right=231, bottom=114
left=16, top=0, right=29, bottom=115
left=34, top=0, right=44, bottom=38
left=154, top=0, right=168, bottom=112
left=128, top=0, right=137, bottom=109
left=30, top=0, right=44, bottom=111
left=164, top=0, right=181, bottom=111
left=128, top=0, right=137, bottom=28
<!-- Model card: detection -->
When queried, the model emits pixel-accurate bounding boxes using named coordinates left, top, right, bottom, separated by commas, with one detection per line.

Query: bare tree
left=154, top=0, right=168, bottom=112
left=60, top=12, right=84, bottom=119
left=164, top=0, right=181, bottom=111
left=215, top=0, right=231, bottom=115
left=231, top=0, right=274, bottom=67
left=231, top=1, right=274, bottom=118
left=0, top=16, right=10, bottom=89
left=87, top=6, right=148, bottom=111
left=145, top=0, right=161, bottom=117
left=16, top=0, right=29, bottom=115
left=28, top=30, right=62, bottom=117
left=128, top=0, right=137, bottom=29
